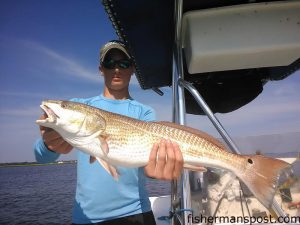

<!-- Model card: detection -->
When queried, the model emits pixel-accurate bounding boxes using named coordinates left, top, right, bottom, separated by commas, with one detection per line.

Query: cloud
left=219, top=101, right=300, bottom=125
left=0, top=36, right=144, bottom=91
left=264, top=73, right=300, bottom=98
left=20, top=39, right=100, bottom=82
left=19, top=39, right=140, bottom=86
left=273, top=82, right=300, bottom=97
left=186, top=100, right=300, bottom=137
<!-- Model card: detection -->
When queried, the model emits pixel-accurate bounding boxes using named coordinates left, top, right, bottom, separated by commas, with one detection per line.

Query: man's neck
left=103, top=87, right=130, bottom=100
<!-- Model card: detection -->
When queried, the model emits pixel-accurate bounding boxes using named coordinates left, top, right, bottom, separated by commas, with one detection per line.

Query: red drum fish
left=36, top=100, right=291, bottom=209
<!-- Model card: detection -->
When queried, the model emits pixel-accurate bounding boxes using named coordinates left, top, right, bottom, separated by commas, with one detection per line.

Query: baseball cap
left=100, top=40, right=131, bottom=63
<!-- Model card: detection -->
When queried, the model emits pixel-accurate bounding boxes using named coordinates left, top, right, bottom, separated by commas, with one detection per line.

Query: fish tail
left=238, top=155, right=291, bottom=209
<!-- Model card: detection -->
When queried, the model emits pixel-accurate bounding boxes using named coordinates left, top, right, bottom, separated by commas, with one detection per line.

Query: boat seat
left=182, top=1, right=300, bottom=74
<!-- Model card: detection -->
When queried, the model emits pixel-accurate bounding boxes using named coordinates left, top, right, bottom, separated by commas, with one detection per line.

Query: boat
left=101, top=0, right=300, bottom=224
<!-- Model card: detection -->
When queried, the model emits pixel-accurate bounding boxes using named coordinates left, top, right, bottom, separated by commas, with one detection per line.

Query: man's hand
left=39, top=114, right=73, bottom=154
left=144, top=139, right=183, bottom=180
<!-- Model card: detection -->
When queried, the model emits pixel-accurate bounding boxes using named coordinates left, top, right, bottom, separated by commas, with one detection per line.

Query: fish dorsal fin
left=155, top=121, right=227, bottom=150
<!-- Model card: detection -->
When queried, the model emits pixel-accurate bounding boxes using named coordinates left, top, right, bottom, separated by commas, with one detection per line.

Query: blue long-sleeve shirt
left=34, top=94, right=156, bottom=224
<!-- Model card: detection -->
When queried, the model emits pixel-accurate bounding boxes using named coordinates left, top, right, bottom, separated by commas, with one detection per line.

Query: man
left=34, top=40, right=183, bottom=225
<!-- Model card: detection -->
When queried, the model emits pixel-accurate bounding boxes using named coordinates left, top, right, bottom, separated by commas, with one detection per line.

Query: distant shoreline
left=0, top=160, right=77, bottom=168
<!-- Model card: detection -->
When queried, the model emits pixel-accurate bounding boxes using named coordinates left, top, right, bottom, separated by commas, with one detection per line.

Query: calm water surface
left=0, top=164, right=170, bottom=225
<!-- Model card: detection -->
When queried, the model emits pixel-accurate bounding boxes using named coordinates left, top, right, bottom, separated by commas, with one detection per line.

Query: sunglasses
left=102, top=59, right=133, bottom=69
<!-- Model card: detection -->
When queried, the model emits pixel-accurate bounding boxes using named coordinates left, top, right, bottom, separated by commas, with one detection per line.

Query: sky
left=0, top=0, right=299, bottom=163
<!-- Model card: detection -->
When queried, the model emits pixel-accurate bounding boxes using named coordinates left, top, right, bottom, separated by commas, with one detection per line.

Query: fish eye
left=247, top=158, right=253, bottom=164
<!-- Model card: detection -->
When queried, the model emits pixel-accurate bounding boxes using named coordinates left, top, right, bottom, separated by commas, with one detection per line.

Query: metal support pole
left=174, top=0, right=185, bottom=125
left=171, top=0, right=192, bottom=224
left=171, top=56, right=179, bottom=225
left=179, top=79, right=240, bottom=154
left=178, top=79, right=289, bottom=219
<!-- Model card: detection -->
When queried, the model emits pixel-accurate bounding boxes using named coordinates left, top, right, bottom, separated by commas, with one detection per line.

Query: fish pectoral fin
left=89, top=156, right=97, bottom=164
left=97, top=157, right=119, bottom=181
left=98, top=134, right=109, bottom=156
left=100, top=133, right=109, bottom=140
left=184, top=163, right=207, bottom=172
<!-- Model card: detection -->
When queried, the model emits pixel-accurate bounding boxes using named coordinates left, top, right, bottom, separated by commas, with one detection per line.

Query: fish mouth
left=37, top=104, right=59, bottom=123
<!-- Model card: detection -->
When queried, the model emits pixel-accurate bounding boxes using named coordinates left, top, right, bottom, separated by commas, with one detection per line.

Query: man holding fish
left=34, top=40, right=184, bottom=225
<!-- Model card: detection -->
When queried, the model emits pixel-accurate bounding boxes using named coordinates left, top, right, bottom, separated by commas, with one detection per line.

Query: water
left=0, top=164, right=76, bottom=225
left=0, top=164, right=170, bottom=225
